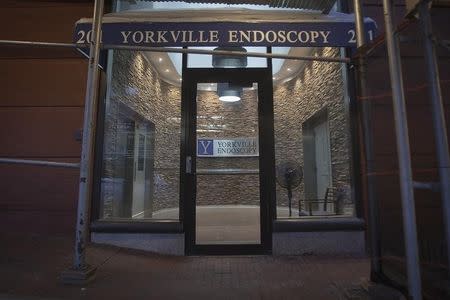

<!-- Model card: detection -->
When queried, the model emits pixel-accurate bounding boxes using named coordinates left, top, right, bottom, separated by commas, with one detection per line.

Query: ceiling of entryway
left=143, top=46, right=314, bottom=87
left=118, top=0, right=337, bottom=87
left=124, top=0, right=337, bottom=13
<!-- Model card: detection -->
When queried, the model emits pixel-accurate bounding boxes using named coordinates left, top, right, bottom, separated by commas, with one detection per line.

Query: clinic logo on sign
left=197, top=138, right=259, bottom=157
left=198, top=139, right=214, bottom=156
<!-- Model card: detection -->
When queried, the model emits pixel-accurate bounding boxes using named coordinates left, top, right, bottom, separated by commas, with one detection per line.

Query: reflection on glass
left=100, top=50, right=181, bottom=220
left=188, top=47, right=267, bottom=69
left=195, top=82, right=261, bottom=245
left=196, top=175, right=260, bottom=245
left=273, top=47, right=354, bottom=219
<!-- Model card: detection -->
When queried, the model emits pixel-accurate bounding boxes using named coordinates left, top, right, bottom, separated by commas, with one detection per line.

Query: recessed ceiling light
left=179, top=78, right=182, bottom=81
left=158, top=57, right=163, bottom=62
left=165, top=69, right=170, bottom=72
left=272, top=77, right=276, bottom=80
left=219, top=95, right=241, bottom=102
left=287, top=68, right=292, bottom=71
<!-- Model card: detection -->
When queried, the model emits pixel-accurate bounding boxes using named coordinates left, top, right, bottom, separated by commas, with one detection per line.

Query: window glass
left=100, top=50, right=182, bottom=220
left=273, top=47, right=354, bottom=219
left=195, top=82, right=261, bottom=244
left=187, top=47, right=267, bottom=69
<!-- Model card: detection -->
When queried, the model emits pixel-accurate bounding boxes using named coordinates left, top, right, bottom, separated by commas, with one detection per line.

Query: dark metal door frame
left=181, top=68, right=275, bottom=255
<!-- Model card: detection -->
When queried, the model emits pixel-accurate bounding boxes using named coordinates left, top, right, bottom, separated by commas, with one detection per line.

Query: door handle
left=186, top=156, right=192, bottom=174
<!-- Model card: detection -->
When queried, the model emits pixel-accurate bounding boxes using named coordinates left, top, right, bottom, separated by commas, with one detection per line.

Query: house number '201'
left=348, top=29, right=374, bottom=43
left=76, top=30, right=103, bottom=44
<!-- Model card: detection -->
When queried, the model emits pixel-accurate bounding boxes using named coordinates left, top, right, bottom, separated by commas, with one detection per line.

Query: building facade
left=1, top=0, right=449, bottom=297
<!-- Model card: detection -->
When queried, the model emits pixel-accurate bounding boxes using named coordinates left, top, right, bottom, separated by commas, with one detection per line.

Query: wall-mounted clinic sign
left=74, top=14, right=377, bottom=48
left=197, top=138, right=259, bottom=157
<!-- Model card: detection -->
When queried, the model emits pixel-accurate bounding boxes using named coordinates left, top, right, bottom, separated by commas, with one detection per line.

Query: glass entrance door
left=183, top=69, right=275, bottom=255
left=195, top=81, right=261, bottom=245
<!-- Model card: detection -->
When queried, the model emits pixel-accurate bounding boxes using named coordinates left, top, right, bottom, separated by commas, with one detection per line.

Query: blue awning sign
left=74, top=12, right=377, bottom=48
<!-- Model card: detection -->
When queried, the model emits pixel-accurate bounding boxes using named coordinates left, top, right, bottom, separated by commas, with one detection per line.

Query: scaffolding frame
left=0, top=39, right=350, bottom=64
left=0, top=0, right=448, bottom=294
left=354, top=1, right=450, bottom=299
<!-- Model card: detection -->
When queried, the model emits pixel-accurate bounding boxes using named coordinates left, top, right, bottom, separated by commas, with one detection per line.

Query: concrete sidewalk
left=0, top=234, right=399, bottom=300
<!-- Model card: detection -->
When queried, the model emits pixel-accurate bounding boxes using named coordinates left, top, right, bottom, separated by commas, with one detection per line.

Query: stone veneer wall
left=196, top=89, right=260, bottom=206
left=102, top=50, right=181, bottom=218
left=101, top=47, right=353, bottom=219
left=273, top=47, right=352, bottom=216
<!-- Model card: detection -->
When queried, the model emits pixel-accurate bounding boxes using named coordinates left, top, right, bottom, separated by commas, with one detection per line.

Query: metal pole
left=0, top=39, right=78, bottom=48
left=353, top=0, right=381, bottom=277
left=0, top=158, right=79, bottom=169
left=382, top=0, right=422, bottom=299
left=354, top=0, right=365, bottom=47
left=102, top=44, right=350, bottom=63
left=418, top=0, right=450, bottom=274
left=74, top=0, right=104, bottom=269
left=0, top=39, right=350, bottom=64
left=413, top=181, right=439, bottom=192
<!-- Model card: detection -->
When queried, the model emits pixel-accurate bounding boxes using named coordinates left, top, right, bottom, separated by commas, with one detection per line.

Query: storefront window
left=273, top=47, right=354, bottom=218
left=187, top=47, right=267, bottom=68
left=99, top=50, right=182, bottom=220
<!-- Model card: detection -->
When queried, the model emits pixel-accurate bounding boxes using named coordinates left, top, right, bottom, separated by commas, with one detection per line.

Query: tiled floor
left=0, top=234, right=373, bottom=300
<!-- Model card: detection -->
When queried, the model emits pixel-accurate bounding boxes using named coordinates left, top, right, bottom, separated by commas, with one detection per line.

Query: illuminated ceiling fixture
left=217, top=83, right=242, bottom=102
left=212, top=46, right=247, bottom=68
left=212, top=47, right=247, bottom=102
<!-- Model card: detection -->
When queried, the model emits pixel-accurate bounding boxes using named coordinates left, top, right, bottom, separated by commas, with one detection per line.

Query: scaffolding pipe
left=102, top=44, right=350, bottom=63
left=382, top=0, right=422, bottom=299
left=73, top=0, right=104, bottom=271
left=413, top=181, right=439, bottom=192
left=354, top=0, right=365, bottom=47
left=0, top=39, right=350, bottom=63
left=352, top=0, right=381, bottom=276
left=418, top=1, right=450, bottom=275
left=0, top=158, right=79, bottom=169
left=0, top=39, right=78, bottom=48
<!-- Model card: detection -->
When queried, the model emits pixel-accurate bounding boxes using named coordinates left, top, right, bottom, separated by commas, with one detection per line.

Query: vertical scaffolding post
left=418, top=1, right=450, bottom=274
left=382, top=0, right=422, bottom=298
left=352, top=0, right=381, bottom=276
left=61, top=0, right=104, bottom=284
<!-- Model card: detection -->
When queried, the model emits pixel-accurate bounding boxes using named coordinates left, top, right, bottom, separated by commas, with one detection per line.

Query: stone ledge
left=91, top=232, right=185, bottom=256
left=273, top=217, right=365, bottom=232
left=273, top=231, right=365, bottom=256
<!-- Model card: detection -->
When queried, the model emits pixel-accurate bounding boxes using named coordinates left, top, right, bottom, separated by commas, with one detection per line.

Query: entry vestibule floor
left=151, top=205, right=349, bottom=245
left=0, top=234, right=379, bottom=300
left=154, top=205, right=270, bottom=244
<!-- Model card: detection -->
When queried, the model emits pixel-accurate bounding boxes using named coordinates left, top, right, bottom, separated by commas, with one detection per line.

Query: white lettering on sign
left=121, top=31, right=132, bottom=43
left=117, top=29, right=332, bottom=45
left=347, top=29, right=356, bottom=43
left=145, top=31, right=155, bottom=43
left=75, top=20, right=378, bottom=48
left=197, top=138, right=259, bottom=157
left=199, top=140, right=212, bottom=155
left=210, top=31, right=219, bottom=43
left=320, top=31, right=331, bottom=43
left=76, top=30, right=96, bottom=44
left=226, top=30, right=331, bottom=44
left=132, top=31, right=144, bottom=43
left=122, top=30, right=224, bottom=44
